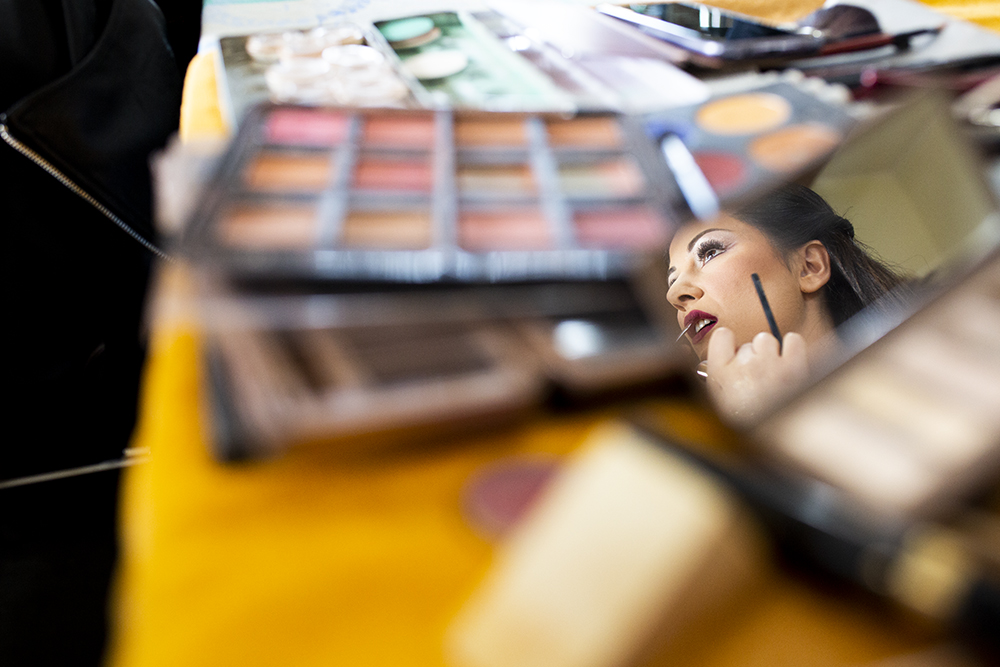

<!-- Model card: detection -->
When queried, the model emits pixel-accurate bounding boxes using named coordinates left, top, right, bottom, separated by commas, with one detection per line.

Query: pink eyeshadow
left=692, top=151, right=745, bottom=194
left=265, top=108, right=350, bottom=146
left=459, top=208, right=552, bottom=250
left=361, top=115, right=436, bottom=148
left=353, top=159, right=433, bottom=192
left=573, top=207, right=668, bottom=248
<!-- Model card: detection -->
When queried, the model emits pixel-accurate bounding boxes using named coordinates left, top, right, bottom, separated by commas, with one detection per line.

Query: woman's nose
left=666, top=272, right=703, bottom=309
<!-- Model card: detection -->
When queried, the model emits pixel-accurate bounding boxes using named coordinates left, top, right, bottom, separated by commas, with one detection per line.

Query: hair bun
left=835, top=216, right=855, bottom=239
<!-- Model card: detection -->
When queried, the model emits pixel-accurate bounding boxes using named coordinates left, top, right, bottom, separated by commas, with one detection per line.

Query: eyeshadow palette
left=203, top=269, right=685, bottom=460
left=206, top=320, right=545, bottom=460
left=641, top=80, right=856, bottom=208
left=180, top=81, right=855, bottom=283
left=181, top=104, right=687, bottom=282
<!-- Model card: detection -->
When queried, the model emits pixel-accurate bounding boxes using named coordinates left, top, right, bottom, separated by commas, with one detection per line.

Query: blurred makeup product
left=372, top=11, right=576, bottom=112
left=642, top=81, right=854, bottom=207
left=205, top=320, right=543, bottom=460
left=181, top=83, right=853, bottom=283
left=472, top=1, right=709, bottom=114
left=446, top=421, right=765, bottom=667
left=628, top=419, right=1000, bottom=659
left=597, top=2, right=943, bottom=68
left=202, top=269, right=687, bottom=460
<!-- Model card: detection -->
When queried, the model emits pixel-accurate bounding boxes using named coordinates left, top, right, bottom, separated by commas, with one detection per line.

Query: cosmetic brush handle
left=751, top=273, right=782, bottom=348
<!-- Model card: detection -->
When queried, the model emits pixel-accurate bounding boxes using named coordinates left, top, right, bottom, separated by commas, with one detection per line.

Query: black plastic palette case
left=179, top=82, right=856, bottom=283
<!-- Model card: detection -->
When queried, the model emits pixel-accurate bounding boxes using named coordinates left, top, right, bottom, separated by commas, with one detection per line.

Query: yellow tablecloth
left=107, top=2, right=1000, bottom=665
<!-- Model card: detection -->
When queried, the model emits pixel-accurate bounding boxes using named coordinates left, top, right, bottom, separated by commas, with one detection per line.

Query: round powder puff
left=403, top=50, right=468, bottom=80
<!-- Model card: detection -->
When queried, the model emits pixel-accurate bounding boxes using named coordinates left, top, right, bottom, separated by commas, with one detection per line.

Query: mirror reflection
left=667, top=93, right=1000, bottom=424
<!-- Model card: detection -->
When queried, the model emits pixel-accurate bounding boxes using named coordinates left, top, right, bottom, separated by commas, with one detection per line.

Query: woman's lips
left=684, top=310, right=718, bottom=345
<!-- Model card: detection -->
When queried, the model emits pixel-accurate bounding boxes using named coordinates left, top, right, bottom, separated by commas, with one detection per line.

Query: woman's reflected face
left=667, top=214, right=806, bottom=361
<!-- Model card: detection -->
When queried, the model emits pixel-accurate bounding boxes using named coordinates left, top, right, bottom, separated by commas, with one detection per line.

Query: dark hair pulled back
left=733, top=184, right=906, bottom=326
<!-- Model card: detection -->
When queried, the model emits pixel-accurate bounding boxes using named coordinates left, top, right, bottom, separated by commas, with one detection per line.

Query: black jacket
left=1, top=0, right=189, bottom=480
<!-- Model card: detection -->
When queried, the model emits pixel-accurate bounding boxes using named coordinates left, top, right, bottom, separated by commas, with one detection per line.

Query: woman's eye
left=696, top=240, right=725, bottom=264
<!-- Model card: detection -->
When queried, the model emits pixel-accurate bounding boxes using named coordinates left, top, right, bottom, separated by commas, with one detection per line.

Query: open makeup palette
left=180, top=81, right=856, bottom=283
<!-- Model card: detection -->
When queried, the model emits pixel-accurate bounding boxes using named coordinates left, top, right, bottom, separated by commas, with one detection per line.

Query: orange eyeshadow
left=218, top=204, right=319, bottom=248
left=573, top=207, right=667, bottom=248
left=545, top=117, right=622, bottom=148
left=340, top=211, right=432, bottom=249
left=455, top=119, right=528, bottom=147
left=353, top=159, right=434, bottom=191
left=749, top=123, right=842, bottom=173
left=459, top=209, right=552, bottom=250
left=361, top=115, right=436, bottom=148
left=695, top=92, right=791, bottom=136
left=245, top=153, right=334, bottom=191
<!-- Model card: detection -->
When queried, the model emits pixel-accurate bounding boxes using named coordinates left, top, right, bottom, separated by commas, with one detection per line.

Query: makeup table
left=107, top=1, right=1000, bottom=666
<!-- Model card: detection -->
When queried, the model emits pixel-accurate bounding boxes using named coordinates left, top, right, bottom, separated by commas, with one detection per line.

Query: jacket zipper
left=0, top=120, right=171, bottom=261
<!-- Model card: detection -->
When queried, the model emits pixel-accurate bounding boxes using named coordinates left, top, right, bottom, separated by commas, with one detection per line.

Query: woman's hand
left=704, top=327, right=810, bottom=425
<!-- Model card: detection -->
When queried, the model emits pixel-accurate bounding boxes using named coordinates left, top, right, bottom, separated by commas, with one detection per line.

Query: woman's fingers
left=751, top=331, right=781, bottom=357
left=782, top=331, right=807, bottom=361
left=706, top=326, right=736, bottom=371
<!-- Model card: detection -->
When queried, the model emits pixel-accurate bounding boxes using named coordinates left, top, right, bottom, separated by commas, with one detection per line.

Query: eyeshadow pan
left=695, top=92, right=791, bottom=136
left=457, top=164, right=537, bottom=195
left=340, top=210, right=432, bottom=248
left=455, top=118, right=528, bottom=147
left=546, top=117, right=622, bottom=148
left=265, top=108, right=350, bottom=146
left=572, top=206, right=667, bottom=248
left=361, top=115, right=436, bottom=148
left=218, top=203, right=319, bottom=248
left=749, top=123, right=841, bottom=173
left=558, top=159, right=645, bottom=197
left=353, top=158, right=434, bottom=192
left=692, top=151, right=745, bottom=194
left=245, top=152, right=335, bottom=192
left=459, top=208, right=552, bottom=250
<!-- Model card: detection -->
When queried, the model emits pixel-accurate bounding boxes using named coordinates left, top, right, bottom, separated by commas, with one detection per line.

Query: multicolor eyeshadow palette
left=180, top=81, right=855, bottom=283
left=641, top=80, right=856, bottom=206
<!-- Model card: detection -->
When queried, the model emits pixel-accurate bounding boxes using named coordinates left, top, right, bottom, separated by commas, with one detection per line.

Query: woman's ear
left=797, top=241, right=831, bottom=294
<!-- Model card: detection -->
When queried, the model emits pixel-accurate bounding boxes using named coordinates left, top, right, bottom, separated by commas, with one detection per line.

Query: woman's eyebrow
left=686, top=227, right=725, bottom=252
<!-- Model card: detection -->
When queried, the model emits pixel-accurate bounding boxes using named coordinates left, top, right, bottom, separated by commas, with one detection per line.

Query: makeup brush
left=751, top=273, right=782, bottom=350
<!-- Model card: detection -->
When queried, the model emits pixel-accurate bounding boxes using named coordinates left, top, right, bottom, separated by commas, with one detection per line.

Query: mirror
left=672, top=91, right=1000, bottom=426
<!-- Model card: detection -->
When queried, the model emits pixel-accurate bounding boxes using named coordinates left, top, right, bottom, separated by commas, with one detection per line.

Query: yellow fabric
left=109, top=4, right=1000, bottom=666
